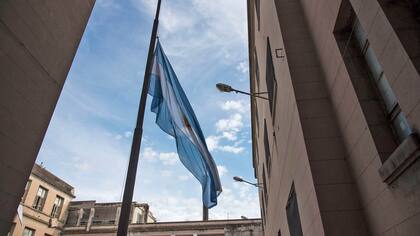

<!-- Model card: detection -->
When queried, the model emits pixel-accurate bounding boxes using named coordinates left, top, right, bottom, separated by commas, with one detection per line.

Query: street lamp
left=233, top=176, right=263, bottom=188
left=216, top=83, right=268, bottom=100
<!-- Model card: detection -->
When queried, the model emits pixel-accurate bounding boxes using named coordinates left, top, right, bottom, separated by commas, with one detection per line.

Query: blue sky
left=36, top=0, right=259, bottom=221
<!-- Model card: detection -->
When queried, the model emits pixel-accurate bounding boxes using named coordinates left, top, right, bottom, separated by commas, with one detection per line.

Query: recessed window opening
left=263, top=120, right=272, bottom=175
left=266, top=38, right=278, bottom=122
left=33, top=186, right=48, bottom=211
left=334, top=0, right=413, bottom=161
left=286, top=183, right=303, bottom=236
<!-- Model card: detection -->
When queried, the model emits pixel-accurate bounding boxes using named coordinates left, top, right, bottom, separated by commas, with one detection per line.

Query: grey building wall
left=248, top=0, right=420, bottom=235
left=0, top=1, right=95, bottom=235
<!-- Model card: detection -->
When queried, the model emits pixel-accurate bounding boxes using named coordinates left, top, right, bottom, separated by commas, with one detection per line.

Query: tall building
left=248, top=0, right=420, bottom=235
left=62, top=218, right=262, bottom=236
left=0, top=1, right=95, bottom=234
left=8, top=164, right=75, bottom=236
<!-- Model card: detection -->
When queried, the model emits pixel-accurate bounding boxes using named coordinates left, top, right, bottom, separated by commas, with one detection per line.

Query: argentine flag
left=148, top=40, right=222, bottom=208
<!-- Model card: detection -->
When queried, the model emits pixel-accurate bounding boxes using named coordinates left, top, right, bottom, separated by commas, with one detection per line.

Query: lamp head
left=233, top=176, right=244, bottom=182
left=216, top=83, right=233, bottom=93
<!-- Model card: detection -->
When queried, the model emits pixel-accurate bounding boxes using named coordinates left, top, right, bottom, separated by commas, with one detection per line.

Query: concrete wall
left=62, top=219, right=262, bottom=236
left=0, top=1, right=95, bottom=235
left=301, top=0, right=420, bottom=235
left=249, top=0, right=420, bottom=235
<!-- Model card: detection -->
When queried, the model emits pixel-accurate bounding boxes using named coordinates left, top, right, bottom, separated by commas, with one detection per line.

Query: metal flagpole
left=203, top=205, right=209, bottom=221
left=117, top=0, right=162, bottom=235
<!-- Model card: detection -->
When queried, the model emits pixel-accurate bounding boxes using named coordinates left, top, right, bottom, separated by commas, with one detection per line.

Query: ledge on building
left=379, top=133, right=420, bottom=184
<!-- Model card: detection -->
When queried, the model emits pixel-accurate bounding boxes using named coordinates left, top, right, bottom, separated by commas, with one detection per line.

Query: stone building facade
left=62, top=218, right=262, bottom=236
left=0, top=1, right=95, bottom=234
left=248, top=0, right=420, bottom=235
left=8, top=164, right=75, bottom=236
left=64, top=201, right=156, bottom=231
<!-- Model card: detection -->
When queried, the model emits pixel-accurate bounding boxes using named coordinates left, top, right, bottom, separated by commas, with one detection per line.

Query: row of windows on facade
left=253, top=1, right=416, bottom=188
left=7, top=226, right=52, bottom=236
left=252, top=0, right=418, bottom=235
left=22, top=180, right=64, bottom=219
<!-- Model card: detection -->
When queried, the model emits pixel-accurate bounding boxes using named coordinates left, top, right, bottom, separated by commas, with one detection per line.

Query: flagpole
left=203, top=205, right=209, bottom=221
left=117, top=0, right=161, bottom=236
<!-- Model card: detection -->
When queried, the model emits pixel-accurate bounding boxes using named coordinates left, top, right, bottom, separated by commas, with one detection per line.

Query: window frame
left=266, top=38, right=278, bottom=123
left=286, top=184, right=303, bottom=236
left=23, top=227, right=35, bottom=236
left=50, top=195, right=64, bottom=218
left=263, top=119, right=272, bottom=175
left=33, top=186, right=48, bottom=211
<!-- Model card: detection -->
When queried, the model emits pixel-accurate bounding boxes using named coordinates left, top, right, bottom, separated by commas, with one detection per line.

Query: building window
left=23, top=227, right=35, bottom=236
left=51, top=195, right=64, bottom=218
left=254, top=98, right=259, bottom=137
left=263, top=120, right=271, bottom=175
left=255, top=0, right=260, bottom=31
left=334, top=0, right=413, bottom=161
left=266, top=38, right=278, bottom=121
left=286, top=184, right=303, bottom=236
left=255, top=49, right=260, bottom=89
left=352, top=20, right=412, bottom=142
left=22, top=180, right=32, bottom=203
left=33, top=186, right=48, bottom=211
left=262, top=166, right=268, bottom=207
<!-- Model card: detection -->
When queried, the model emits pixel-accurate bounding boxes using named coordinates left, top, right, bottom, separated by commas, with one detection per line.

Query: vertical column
left=86, top=208, right=95, bottom=232
left=76, top=208, right=83, bottom=226
left=115, top=207, right=121, bottom=225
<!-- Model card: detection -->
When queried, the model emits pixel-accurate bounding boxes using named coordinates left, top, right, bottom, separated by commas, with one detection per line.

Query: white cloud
left=124, top=131, right=132, bottom=138
left=217, top=165, right=228, bottom=176
left=236, top=61, right=249, bottom=74
left=222, top=131, right=237, bottom=141
left=131, top=0, right=248, bottom=77
left=220, top=100, right=249, bottom=114
left=206, top=135, right=220, bottom=151
left=142, top=147, right=159, bottom=161
left=159, top=152, right=178, bottom=166
left=219, top=145, right=245, bottom=154
left=216, top=113, right=243, bottom=133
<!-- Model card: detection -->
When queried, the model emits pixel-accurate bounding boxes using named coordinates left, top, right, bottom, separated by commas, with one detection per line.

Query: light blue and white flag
left=148, top=40, right=222, bottom=208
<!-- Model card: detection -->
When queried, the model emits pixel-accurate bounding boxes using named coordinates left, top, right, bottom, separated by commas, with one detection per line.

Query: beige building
left=0, top=1, right=95, bottom=235
left=62, top=218, right=262, bottom=236
left=248, top=0, right=420, bottom=235
left=64, top=201, right=156, bottom=230
left=8, top=164, right=75, bottom=236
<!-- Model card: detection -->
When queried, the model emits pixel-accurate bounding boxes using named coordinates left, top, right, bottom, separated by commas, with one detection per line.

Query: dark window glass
left=255, top=49, right=260, bottom=88
left=263, top=120, right=271, bottom=175
left=254, top=98, right=259, bottom=137
left=33, top=186, right=48, bottom=211
left=266, top=38, right=278, bottom=120
left=51, top=195, right=64, bottom=218
left=262, top=166, right=268, bottom=208
left=286, top=184, right=303, bottom=236
left=255, top=0, right=260, bottom=31
left=23, top=228, right=35, bottom=236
